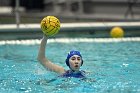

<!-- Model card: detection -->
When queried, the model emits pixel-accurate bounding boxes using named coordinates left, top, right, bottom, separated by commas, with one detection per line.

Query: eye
left=77, top=57, right=81, bottom=61
left=71, top=57, right=76, bottom=60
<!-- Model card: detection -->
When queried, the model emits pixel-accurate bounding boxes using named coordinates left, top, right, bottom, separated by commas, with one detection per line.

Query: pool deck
left=0, top=22, right=140, bottom=40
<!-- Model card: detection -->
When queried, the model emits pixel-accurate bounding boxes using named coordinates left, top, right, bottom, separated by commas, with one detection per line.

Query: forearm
left=37, top=35, right=65, bottom=74
left=37, top=36, right=47, bottom=61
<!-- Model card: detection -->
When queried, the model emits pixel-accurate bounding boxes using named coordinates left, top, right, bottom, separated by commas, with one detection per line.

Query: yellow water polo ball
left=40, top=16, right=60, bottom=36
left=110, top=27, right=124, bottom=38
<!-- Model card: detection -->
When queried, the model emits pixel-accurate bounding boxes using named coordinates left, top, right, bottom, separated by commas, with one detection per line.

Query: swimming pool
left=0, top=38, right=140, bottom=93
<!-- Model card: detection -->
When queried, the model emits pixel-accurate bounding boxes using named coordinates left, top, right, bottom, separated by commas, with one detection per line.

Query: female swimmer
left=37, top=35, right=85, bottom=78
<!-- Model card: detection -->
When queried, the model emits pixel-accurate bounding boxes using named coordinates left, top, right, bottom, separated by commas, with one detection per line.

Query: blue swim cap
left=65, top=50, right=83, bottom=67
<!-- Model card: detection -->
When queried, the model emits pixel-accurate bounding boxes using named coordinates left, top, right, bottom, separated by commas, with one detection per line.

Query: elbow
left=37, top=56, right=46, bottom=63
left=37, top=56, right=41, bottom=62
left=37, top=56, right=43, bottom=62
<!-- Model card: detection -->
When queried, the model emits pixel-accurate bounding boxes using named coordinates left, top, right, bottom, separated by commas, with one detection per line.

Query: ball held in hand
left=40, top=16, right=60, bottom=36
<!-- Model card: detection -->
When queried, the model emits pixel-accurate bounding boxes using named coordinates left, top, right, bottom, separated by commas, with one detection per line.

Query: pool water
left=0, top=40, right=140, bottom=93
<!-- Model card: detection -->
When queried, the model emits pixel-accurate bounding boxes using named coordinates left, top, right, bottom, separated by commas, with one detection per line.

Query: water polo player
left=37, top=35, right=86, bottom=78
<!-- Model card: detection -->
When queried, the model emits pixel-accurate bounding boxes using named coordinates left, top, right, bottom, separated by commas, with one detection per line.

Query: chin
left=74, top=67, right=80, bottom=70
left=70, top=65, right=80, bottom=71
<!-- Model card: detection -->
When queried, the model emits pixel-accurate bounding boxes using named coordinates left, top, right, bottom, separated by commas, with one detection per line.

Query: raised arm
left=37, top=35, right=65, bottom=74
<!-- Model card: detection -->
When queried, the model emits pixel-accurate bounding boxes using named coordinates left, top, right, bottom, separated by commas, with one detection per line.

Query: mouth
left=75, top=65, right=79, bottom=68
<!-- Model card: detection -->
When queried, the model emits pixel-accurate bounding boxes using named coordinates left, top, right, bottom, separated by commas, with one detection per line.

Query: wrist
left=43, top=35, right=48, bottom=39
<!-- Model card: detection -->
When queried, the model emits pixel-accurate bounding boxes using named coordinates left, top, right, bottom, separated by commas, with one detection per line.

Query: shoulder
left=80, top=70, right=86, bottom=76
left=81, top=70, right=86, bottom=73
left=62, top=70, right=71, bottom=76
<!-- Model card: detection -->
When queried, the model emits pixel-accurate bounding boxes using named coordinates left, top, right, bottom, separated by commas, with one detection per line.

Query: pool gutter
left=0, top=22, right=140, bottom=40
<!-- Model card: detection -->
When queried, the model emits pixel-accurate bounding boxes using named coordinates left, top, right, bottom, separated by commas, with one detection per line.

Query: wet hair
left=65, top=50, right=83, bottom=67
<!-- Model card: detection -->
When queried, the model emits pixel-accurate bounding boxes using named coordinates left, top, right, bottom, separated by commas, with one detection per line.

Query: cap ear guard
left=81, top=60, right=83, bottom=66
left=65, top=59, right=69, bottom=66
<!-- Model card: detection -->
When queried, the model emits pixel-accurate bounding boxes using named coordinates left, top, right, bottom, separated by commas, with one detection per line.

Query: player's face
left=69, top=55, right=82, bottom=71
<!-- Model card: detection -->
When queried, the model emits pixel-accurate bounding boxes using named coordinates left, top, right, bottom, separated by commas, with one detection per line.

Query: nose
left=75, top=60, right=79, bottom=64
left=75, top=62, right=78, bottom=64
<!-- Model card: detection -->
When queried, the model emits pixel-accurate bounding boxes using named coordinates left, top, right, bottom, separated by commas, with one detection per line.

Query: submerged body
left=60, top=70, right=86, bottom=78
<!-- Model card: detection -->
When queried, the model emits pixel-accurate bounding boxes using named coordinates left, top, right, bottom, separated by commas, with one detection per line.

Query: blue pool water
left=0, top=40, right=140, bottom=93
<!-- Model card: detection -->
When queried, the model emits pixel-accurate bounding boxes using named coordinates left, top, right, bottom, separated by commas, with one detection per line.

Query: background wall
left=0, top=0, right=140, bottom=24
